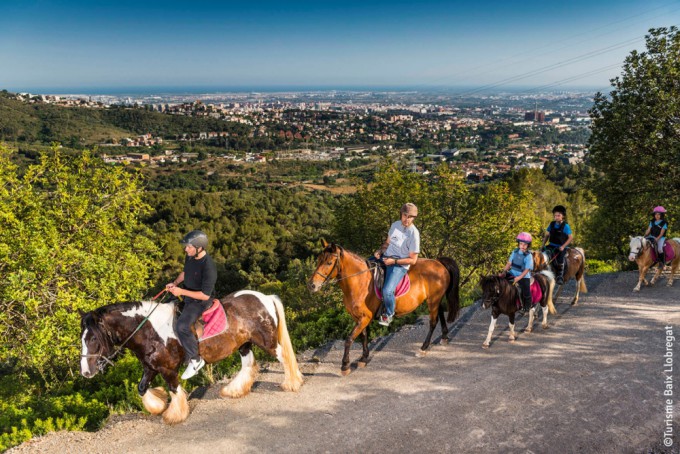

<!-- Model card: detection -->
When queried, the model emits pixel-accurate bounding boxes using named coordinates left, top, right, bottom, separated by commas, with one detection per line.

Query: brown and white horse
left=532, top=248, right=588, bottom=305
left=308, top=242, right=459, bottom=374
left=479, top=270, right=556, bottom=349
left=628, top=236, right=680, bottom=292
left=80, top=290, right=303, bottom=424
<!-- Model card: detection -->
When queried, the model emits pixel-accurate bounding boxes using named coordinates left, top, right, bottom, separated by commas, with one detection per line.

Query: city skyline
left=1, top=0, right=679, bottom=93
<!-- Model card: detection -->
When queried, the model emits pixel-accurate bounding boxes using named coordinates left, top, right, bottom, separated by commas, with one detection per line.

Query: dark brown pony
left=479, top=270, right=556, bottom=349
left=308, top=241, right=460, bottom=374
left=532, top=248, right=588, bottom=305
left=80, top=290, right=303, bottom=424
left=628, top=236, right=680, bottom=292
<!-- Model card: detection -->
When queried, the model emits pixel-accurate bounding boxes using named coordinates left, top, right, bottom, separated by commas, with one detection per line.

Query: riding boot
left=556, top=264, right=565, bottom=285
left=515, top=286, right=526, bottom=316
left=659, top=251, right=666, bottom=266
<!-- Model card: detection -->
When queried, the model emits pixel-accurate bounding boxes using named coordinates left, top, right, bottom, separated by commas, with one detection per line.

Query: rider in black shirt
left=167, top=230, right=217, bottom=379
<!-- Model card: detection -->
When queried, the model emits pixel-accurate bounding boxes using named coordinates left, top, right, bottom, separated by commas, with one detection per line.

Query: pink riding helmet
left=516, top=232, right=533, bottom=244
left=653, top=206, right=667, bottom=213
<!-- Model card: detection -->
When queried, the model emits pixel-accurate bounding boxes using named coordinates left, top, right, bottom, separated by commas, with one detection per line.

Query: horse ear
left=321, top=238, right=328, bottom=248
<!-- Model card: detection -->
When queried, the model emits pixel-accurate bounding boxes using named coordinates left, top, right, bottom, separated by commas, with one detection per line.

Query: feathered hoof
left=280, top=375, right=303, bottom=393
left=162, top=387, right=190, bottom=425
left=142, top=387, right=168, bottom=415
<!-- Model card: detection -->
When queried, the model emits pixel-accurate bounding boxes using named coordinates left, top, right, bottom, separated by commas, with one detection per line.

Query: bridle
left=81, top=289, right=167, bottom=371
left=630, top=237, right=647, bottom=260
left=311, top=251, right=377, bottom=288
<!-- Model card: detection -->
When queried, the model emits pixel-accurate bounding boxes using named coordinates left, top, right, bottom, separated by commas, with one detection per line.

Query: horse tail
left=438, top=257, right=461, bottom=323
left=575, top=248, right=588, bottom=294
left=271, top=295, right=303, bottom=392
left=540, top=270, right=557, bottom=315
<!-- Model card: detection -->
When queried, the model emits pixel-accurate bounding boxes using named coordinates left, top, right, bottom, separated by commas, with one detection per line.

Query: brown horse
left=480, top=270, right=556, bottom=349
left=80, top=290, right=303, bottom=424
left=628, top=236, right=680, bottom=292
left=308, top=241, right=460, bottom=374
left=532, top=248, right=588, bottom=305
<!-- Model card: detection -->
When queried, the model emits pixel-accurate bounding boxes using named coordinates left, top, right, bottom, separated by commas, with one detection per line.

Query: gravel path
left=11, top=271, right=680, bottom=453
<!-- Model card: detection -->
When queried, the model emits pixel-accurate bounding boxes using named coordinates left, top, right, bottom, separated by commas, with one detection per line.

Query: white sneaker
left=181, top=358, right=205, bottom=380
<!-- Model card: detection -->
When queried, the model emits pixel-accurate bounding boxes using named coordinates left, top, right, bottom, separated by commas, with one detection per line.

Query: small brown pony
left=309, top=241, right=460, bottom=375
left=480, top=270, right=556, bottom=349
left=532, top=248, right=588, bottom=305
left=628, top=236, right=680, bottom=292
left=80, top=290, right=303, bottom=424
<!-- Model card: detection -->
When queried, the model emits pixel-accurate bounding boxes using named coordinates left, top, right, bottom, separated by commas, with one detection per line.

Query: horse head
left=531, top=250, right=550, bottom=271
left=79, top=309, right=115, bottom=378
left=308, top=240, right=343, bottom=293
left=628, top=236, right=646, bottom=262
left=480, top=275, right=504, bottom=309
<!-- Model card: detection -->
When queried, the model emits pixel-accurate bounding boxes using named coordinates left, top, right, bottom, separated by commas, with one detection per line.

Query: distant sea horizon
left=4, top=84, right=604, bottom=96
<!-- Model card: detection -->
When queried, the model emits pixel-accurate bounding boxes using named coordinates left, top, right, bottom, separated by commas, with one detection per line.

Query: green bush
left=585, top=259, right=618, bottom=274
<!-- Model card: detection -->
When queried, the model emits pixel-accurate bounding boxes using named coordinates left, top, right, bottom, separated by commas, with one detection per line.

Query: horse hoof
left=525, top=328, right=532, bottom=334
left=509, top=337, right=516, bottom=343
left=440, top=338, right=450, bottom=345
left=667, top=282, right=673, bottom=287
left=340, top=368, right=351, bottom=376
left=357, top=360, right=367, bottom=368
left=482, top=343, right=489, bottom=349
left=542, top=324, right=549, bottom=330
left=633, top=288, right=640, bottom=293
left=416, top=350, right=428, bottom=358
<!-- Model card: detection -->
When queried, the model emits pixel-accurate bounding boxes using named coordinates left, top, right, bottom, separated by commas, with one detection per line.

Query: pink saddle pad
left=375, top=273, right=411, bottom=300
left=200, top=299, right=228, bottom=341
left=652, top=242, right=675, bottom=263
left=516, top=280, right=543, bottom=309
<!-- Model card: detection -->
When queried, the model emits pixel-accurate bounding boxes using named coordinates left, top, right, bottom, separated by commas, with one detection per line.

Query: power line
left=411, top=2, right=680, bottom=91
left=455, top=35, right=645, bottom=97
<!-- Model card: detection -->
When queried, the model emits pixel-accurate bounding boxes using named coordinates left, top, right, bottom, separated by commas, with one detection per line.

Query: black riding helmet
left=552, top=205, right=567, bottom=216
left=180, top=230, right=209, bottom=250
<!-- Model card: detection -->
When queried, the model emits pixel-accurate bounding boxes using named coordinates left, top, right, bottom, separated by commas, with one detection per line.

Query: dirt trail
left=11, top=272, right=680, bottom=453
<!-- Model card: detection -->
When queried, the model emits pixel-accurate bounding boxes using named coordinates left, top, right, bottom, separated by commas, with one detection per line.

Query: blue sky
left=0, top=0, right=678, bottom=92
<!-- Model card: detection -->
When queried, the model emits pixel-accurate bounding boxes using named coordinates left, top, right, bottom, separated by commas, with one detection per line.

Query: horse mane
left=480, top=275, right=505, bottom=290
left=84, top=301, right=159, bottom=351
left=323, top=244, right=366, bottom=264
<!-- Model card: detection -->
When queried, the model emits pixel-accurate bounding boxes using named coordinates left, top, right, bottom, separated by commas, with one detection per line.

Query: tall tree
left=588, top=27, right=680, bottom=257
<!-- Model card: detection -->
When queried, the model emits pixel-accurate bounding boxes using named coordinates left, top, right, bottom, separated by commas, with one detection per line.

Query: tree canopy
left=588, top=26, right=680, bottom=257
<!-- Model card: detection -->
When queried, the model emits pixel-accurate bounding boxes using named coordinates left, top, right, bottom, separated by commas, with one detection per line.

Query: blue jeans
left=383, top=265, right=408, bottom=317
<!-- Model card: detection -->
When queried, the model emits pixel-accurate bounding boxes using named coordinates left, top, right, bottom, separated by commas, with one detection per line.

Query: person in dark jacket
left=167, top=230, right=217, bottom=379
left=644, top=206, right=669, bottom=265
left=542, top=205, right=573, bottom=285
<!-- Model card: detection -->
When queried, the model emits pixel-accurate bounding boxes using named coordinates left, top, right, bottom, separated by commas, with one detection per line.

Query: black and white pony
left=80, top=290, right=303, bottom=424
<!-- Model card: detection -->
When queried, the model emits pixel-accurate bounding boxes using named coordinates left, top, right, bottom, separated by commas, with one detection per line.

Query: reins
left=81, top=288, right=169, bottom=370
